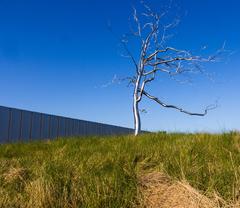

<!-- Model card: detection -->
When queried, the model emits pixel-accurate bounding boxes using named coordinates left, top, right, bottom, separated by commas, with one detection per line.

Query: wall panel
left=0, top=106, right=134, bottom=143
left=0, top=107, right=10, bottom=143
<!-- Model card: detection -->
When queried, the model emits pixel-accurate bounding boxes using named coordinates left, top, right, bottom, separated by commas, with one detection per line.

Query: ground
left=0, top=132, right=239, bottom=207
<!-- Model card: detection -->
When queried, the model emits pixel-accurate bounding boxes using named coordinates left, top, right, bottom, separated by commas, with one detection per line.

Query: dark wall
left=0, top=106, right=133, bottom=143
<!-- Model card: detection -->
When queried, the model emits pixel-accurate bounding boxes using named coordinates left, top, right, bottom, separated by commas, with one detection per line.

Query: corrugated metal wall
left=0, top=106, right=133, bottom=143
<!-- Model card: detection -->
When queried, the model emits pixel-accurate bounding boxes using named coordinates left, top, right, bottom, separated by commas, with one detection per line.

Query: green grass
left=0, top=132, right=239, bottom=207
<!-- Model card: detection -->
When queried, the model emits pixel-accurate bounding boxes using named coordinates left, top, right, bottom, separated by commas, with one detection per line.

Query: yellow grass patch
left=139, top=172, right=240, bottom=208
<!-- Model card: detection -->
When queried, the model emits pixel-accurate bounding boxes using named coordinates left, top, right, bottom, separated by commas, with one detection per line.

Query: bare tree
left=112, top=2, right=224, bottom=136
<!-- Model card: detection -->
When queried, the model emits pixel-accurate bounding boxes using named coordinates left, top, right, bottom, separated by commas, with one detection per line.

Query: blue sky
left=0, top=0, right=239, bottom=132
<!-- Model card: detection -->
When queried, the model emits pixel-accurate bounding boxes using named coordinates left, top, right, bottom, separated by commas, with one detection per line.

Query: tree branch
left=132, top=7, right=142, bottom=37
left=121, top=39, right=139, bottom=72
left=137, top=73, right=156, bottom=102
left=145, top=47, right=191, bottom=63
left=107, top=23, right=139, bottom=72
left=142, top=90, right=217, bottom=116
left=148, top=56, right=196, bottom=66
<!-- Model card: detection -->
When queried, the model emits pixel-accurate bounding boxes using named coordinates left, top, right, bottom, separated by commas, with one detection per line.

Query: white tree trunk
left=133, top=92, right=141, bottom=136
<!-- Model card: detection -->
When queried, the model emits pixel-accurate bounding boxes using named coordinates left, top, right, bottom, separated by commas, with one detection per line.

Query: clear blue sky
left=0, top=0, right=239, bottom=132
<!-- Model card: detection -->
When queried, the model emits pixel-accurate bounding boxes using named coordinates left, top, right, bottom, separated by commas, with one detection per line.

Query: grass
left=0, top=132, right=239, bottom=207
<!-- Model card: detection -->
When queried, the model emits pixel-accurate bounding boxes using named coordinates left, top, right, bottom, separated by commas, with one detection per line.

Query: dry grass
left=3, top=167, right=27, bottom=183
left=0, top=132, right=239, bottom=207
left=25, top=178, right=54, bottom=208
left=139, top=172, right=240, bottom=208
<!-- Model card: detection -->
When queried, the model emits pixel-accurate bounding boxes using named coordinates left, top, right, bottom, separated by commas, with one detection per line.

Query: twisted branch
left=142, top=90, right=217, bottom=116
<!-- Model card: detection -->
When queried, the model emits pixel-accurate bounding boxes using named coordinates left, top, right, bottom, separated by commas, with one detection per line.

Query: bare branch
left=132, top=7, right=142, bottom=37
left=148, top=56, right=196, bottom=66
left=120, top=38, right=139, bottom=72
left=142, top=90, right=217, bottom=116
left=108, top=24, right=139, bottom=72
left=140, top=26, right=158, bottom=59
left=122, top=76, right=137, bottom=87
left=137, top=73, right=156, bottom=102
left=145, top=47, right=191, bottom=62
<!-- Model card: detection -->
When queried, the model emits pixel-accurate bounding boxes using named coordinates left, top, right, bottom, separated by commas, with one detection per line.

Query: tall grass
left=0, top=132, right=239, bottom=207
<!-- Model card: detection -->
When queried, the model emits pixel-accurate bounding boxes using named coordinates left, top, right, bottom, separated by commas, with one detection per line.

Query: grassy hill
left=0, top=132, right=239, bottom=207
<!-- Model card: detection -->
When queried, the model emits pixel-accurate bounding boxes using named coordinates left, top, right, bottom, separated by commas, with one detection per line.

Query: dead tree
left=115, top=2, right=223, bottom=136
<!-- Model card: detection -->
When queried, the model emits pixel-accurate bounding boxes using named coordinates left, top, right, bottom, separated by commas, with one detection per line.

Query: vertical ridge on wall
left=0, top=106, right=133, bottom=143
